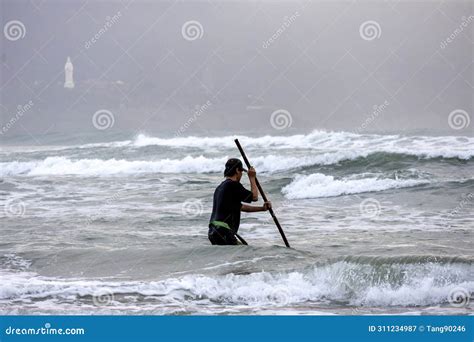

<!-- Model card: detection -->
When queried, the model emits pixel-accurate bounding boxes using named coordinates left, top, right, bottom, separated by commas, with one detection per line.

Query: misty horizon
left=1, top=0, right=472, bottom=139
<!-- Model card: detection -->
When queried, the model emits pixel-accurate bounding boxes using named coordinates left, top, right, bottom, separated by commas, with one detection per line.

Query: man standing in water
left=208, top=158, right=271, bottom=245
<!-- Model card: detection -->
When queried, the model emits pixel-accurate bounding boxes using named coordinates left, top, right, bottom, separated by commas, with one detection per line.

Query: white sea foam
left=0, top=150, right=471, bottom=177
left=1, top=261, right=472, bottom=309
left=282, top=173, right=430, bottom=199
left=1, top=130, right=472, bottom=177
left=131, top=130, right=474, bottom=159
left=0, top=153, right=366, bottom=177
left=3, top=130, right=472, bottom=160
left=0, top=156, right=225, bottom=176
left=129, top=131, right=474, bottom=160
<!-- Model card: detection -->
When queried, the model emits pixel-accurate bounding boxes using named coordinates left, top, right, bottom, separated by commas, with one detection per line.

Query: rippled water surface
left=1, top=130, right=473, bottom=314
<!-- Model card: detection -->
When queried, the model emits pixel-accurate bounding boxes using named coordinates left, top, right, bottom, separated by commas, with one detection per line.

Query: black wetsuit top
left=209, top=178, right=253, bottom=234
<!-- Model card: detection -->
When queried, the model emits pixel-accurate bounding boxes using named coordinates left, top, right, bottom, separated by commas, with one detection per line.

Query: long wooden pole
left=234, top=139, right=290, bottom=248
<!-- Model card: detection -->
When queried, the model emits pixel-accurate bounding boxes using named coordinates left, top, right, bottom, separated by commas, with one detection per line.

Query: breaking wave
left=1, top=257, right=472, bottom=309
left=128, top=131, right=473, bottom=161
left=282, top=173, right=431, bottom=199
left=3, top=130, right=472, bottom=160
left=1, top=152, right=472, bottom=177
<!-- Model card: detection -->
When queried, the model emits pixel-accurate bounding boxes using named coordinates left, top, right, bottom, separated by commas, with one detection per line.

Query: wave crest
left=1, top=260, right=472, bottom=309
left=282, top=173, right=430, bottom=199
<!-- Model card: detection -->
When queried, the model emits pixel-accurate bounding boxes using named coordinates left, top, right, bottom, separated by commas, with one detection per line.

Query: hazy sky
left=1, top=0, right=473, bottom=137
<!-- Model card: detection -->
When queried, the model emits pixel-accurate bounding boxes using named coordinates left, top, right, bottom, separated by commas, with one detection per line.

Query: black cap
left=224, top=158, right=247, bottom=177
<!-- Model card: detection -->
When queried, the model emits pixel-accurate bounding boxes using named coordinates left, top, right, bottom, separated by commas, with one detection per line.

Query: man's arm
left=241, top=201, right=272, bottom=212
left=247, top=167, right=258, bottom=201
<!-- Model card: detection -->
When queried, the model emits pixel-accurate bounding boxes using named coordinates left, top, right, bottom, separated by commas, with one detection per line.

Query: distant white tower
left=64, top=56, right=74, bottom=89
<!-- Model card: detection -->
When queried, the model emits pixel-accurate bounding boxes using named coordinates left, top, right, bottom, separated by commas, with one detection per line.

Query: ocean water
left=0, top=130, right=473, bottom=315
